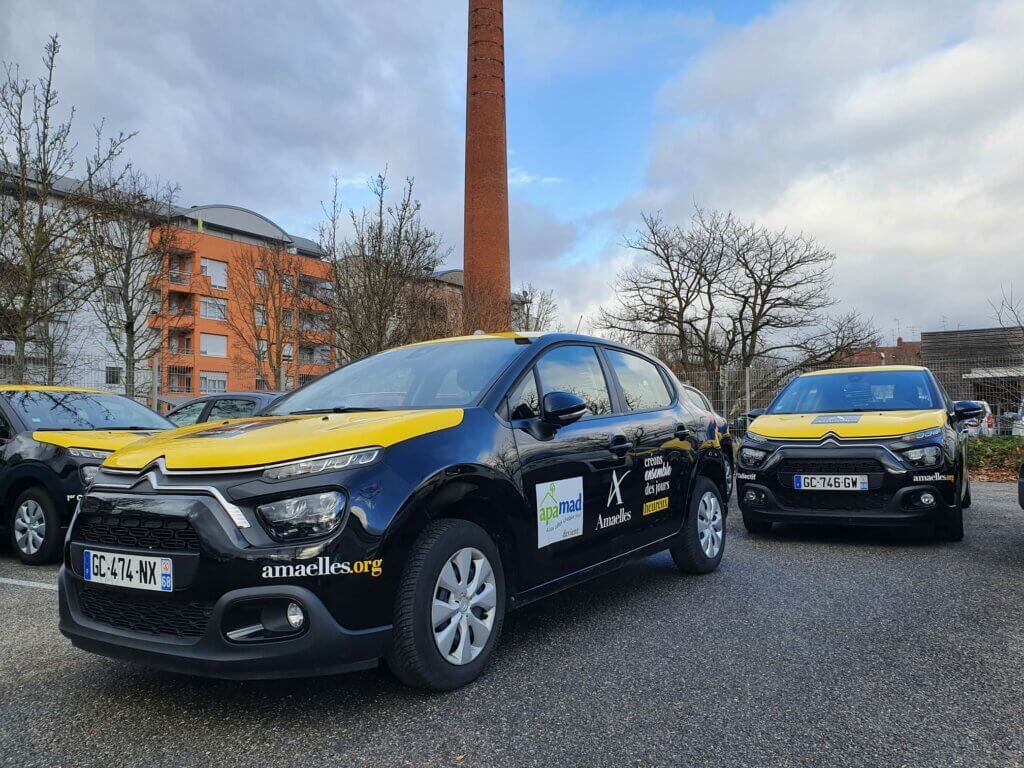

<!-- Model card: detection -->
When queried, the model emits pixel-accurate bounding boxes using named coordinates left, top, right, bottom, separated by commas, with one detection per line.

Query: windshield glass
left=768, top=370, right=941, bottom=414
left=268, top=338, right=527, bottom=414
left=4, top=391, right=172, bottom=431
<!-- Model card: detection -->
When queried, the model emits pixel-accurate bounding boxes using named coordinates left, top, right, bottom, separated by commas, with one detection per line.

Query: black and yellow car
left=735, top=366, right=984, bottom=541
left=0, top=386, right=171, bottom=564
left=58, top=333, right=730, bottom=690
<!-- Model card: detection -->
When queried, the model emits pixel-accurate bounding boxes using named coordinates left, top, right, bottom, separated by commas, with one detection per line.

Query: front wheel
left=670, top=477, right=725, bottom=574
left=9, top=487, right=63, bottom=565
left=385, top=519, right=506, bottom=690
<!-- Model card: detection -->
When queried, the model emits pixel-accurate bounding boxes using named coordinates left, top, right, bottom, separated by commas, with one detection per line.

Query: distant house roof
left=432, top=269, right=464, bottom=287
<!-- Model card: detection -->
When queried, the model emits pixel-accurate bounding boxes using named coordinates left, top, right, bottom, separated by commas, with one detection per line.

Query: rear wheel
left=670, top=477, right=725, bottom=574
left=742, top=513, right=773, bottom=535
left=385, top=519, right=505, bottom=690
left=9, top=487, right=63, bottom=565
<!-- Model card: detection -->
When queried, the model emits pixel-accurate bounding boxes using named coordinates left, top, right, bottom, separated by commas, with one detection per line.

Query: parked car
left=1019, top=455, right=1024, bottom=512
left=166, top=391, right=285, bottom=426
left=736, top=365, right=983, bottom=541
left=680, top=384, right=734, bottom=495
left=963, top=400, right=995, bottom=437
left=0, top=386, right=172, bottom=564
left=59, top=333, right=730, bottom=690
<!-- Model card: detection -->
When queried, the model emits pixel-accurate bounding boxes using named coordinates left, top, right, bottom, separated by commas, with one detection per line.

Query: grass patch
left=966, top=436, right=1024, bottom=481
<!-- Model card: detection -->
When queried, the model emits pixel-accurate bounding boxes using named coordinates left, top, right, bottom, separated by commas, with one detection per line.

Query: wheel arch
left=0, top=464, right=64, bottom=525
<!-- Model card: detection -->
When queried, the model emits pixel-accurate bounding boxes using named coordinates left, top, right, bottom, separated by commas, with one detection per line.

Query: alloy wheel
left=432, top=547, right=497, bottom=666
left=13, top=500, right=46, bottom=556
left=696, top=491, right=723, bottom=559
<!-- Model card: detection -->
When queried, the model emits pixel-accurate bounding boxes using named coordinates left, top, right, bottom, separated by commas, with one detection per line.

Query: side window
left=683, top=388, right=708, bottom=412
left=0, top=412, right=11, bottom=440
left=535, top=345, right=612, bottom=417
left=168, top=401, right=206, bottom=427
left=207, top=399, right=257, bottom=420
left=605, top=349, right=672, bottom=411
left=508, top=370, right=540, bottom=420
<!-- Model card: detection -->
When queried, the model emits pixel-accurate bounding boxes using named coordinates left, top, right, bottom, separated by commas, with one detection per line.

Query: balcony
left=168, top=269, right=192, bottom=286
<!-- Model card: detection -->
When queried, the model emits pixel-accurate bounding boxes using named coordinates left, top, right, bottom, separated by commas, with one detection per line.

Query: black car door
left=509, top=343, right=627, bottom=590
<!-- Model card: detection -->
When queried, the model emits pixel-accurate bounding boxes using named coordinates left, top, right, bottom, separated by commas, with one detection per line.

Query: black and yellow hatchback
left=736, top=366, right=983, bottom=541
left=59, top=333, right=730, bottom=690
left=0, top=386, right=171, bottom=564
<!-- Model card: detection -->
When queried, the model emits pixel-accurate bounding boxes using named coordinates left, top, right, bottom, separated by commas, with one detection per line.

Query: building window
left=298, top=373, right=317, bottom=386
left=255, top=304, right=267, bottom=327
left=200, top=258, right=228, bottom=290
left=314, top=344, right=331, bottom=365
left=257, top=339, right=269, bottom=358
left=299, top=345, right=314, bottom=364
left=255, top=269, right=267, bottom=287
left=168, top=331, right=192, bottom=355
left=105, top=366, right=122, bottom=386
left=281, top=309, right=293, bottom=329
left=199, top=371, right=228, bottom=393
left=255, top=374, right=271, bottom=391
left=285, top=375, right=294, bottom=390
left=200, top=296, right=228, bottom=321
left=282, top=275, right=294, bottom=293
left=299, top=310, right=327, bottom=331
left=282, top=343, right=293, bottom=362
left=200, top=333, right=228, bottom=357
left=167, top=366, right=193, bottom=393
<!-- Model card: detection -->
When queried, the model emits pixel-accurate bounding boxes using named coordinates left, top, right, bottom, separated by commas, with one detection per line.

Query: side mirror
left=952, top=401, right=985, bottom=421
left=747, top=408, right=767, bottom=419
left=542, top=391, right=588, bottom=427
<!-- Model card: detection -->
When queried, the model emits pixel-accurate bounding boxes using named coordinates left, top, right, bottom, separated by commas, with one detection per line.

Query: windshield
left=4, top=391, right=172, bottom=431
left=268, top=338, right=528, bottom=414
left=768, top=370, right=941, bottom=415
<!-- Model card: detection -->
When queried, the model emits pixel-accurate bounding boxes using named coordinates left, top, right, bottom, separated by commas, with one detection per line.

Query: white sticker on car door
left=536, top=477, right=584, bottom=548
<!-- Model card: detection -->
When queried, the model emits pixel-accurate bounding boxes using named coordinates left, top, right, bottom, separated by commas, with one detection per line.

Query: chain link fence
left=676, top=357, right=1024, bottom=437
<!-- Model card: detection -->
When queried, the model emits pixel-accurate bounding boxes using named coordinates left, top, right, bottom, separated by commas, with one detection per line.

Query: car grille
left=776, top=459, right=885, bottom=475
left=775, top=489, right=892, bottom=512
left=77, top=585, right=213, bottom=638
left=75, top=513, right=200, bottom=552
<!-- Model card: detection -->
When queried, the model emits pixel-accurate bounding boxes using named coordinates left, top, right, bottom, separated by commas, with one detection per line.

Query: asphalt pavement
left=1, top=483, right=1023, bottom=768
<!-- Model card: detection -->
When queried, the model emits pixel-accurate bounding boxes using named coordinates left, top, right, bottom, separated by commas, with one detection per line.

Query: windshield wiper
left=287, top=407, right=387, bottom=415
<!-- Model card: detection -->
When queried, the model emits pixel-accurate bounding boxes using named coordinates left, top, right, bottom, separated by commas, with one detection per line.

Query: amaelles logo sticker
left=912, top=473, right=954, bottom=483
left=536, top=477, right=584, bottom=548
left=261, top=556, right=382, bottom=579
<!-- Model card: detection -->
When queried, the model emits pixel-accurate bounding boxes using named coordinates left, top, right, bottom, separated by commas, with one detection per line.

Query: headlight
left=79, top=465, right=99, bottom=486
left=69, top=447, right=112, bottom=460
left=900, top=445, right=942, bottom=467
left=901, top=428, right=942, bottom=442
left=257, top=491, right=347, bottom=541
left=262, top=448, right=381, bottom=481
left=740, top=447, right=769, bottom=468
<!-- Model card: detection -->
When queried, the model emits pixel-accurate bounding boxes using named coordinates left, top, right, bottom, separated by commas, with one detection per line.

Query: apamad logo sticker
left=536, top=477, right=584, bottom=548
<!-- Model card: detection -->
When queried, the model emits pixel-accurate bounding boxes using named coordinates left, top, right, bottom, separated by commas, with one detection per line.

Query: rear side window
left=535, top=345, right=612, bottom=416
left=684, top=387, right=712, bottom=412
left=508, top=371, right=540, bottom=420
left=168, top=401, right=205, bottom=426
left=605, top=350, right=672, bottom=411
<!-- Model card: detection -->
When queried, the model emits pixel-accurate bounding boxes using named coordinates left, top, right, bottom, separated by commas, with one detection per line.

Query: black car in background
left=165, top=391, right=285, bottom=427
left=60, top=333, right=731, bottom=690
left=0, top=387, right=171, bottom=564
left=1018, top=456, right=1023, bottom=511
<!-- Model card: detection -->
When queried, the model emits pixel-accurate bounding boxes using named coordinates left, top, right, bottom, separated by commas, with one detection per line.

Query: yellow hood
left=748, top=409, right=946, bottom=440
left=104, top=410, right=464, bottom=471
left=34, top=430, right=162, bottom=452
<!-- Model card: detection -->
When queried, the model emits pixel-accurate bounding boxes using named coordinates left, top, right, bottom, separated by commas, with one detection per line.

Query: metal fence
left=0, top=355, right=154, bottom=402
left=676, top=357, right=1024, bottom=437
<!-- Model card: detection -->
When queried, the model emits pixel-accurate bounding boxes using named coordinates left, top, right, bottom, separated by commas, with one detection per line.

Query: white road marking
left=0, top=576, right=58, bottom=591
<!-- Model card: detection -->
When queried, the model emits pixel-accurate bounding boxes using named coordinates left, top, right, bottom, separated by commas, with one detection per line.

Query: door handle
left=674, top=425, right=692, bottom=440
left=609, top=434, right=632, bottom=455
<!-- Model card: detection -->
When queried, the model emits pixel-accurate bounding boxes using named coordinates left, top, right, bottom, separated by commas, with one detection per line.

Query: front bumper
left=58, top=568, right=391, bottom=680
left=736, top=443, right=957, bottom=527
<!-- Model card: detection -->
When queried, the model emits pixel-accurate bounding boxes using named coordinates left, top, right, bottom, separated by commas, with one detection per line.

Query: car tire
left=9, top=487, right=63, bottom=565
left=385, top=519, right=506, bottom=691
left=670, top=476, right=726, bottom=575
left=742, top=513, right=772, bottom=536
left=935, top=475, right=965, bottom=542
left=723, top=456, right=734, bottom=500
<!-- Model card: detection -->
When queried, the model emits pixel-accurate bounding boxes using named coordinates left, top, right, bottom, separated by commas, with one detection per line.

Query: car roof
left=802, top=365, right=927, bottom=377
left=0, top=385, right=107, bottom=393
left=404, top=331, right=643, bottom=351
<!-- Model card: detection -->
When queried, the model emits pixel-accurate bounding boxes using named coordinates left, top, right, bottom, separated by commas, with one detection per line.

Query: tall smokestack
left=463, top=0, right=511, bottom=333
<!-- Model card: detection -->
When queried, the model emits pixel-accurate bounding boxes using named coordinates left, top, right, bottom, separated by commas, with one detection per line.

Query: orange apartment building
left=150, top=205, right=335, bottom=404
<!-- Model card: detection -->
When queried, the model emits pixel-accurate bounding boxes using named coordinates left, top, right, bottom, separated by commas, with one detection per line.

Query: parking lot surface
left=1, top=482, right=1022, bottom=768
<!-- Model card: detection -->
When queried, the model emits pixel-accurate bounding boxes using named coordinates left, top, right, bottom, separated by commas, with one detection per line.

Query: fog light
left=744, top=489, right=758, bottom=503
left=919, top=492, right=936, bottom=507
left=286, top=602, right=305, bottom=629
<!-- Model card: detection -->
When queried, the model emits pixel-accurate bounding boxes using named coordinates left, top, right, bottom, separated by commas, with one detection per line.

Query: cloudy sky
left=3, top=0, right=1022, bottom=342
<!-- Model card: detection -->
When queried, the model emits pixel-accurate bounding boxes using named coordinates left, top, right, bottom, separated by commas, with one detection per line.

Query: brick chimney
left=463, top=0, right=511, bottom=332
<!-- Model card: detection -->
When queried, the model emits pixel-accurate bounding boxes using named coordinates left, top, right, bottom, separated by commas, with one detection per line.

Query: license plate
left=83, top=549, right=173, bottom=592
left=794, top=475, right=869, bottom=491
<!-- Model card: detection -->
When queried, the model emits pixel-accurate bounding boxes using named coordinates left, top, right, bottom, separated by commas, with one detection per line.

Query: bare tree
left=86, top=168, right=184, bottom=397
left=318, top=171, right=449, bottom=361
left=512, top=282, right=559, bottom=331
left=599, top=208, right=876, bottom=374
left=993, top=285, right=1024, bottom=354
left=223, top=241, right=322, bottom=390
left=0, top=35, right=133, bottom=382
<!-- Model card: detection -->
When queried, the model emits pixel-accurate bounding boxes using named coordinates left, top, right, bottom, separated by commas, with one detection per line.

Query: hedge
left=965, top=436, right=1024, bottom=481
